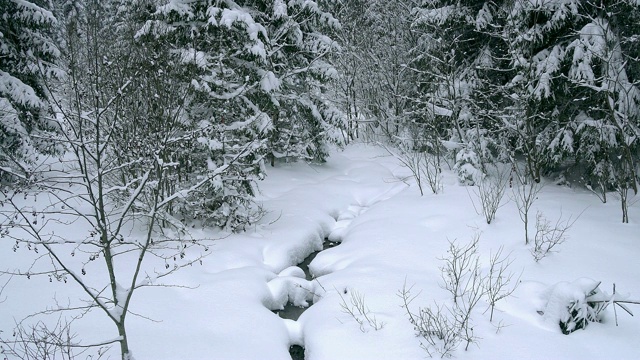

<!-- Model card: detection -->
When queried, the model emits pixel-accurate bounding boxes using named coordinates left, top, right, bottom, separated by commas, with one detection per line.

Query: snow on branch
left=0, top=70, right=44, bottom=110
left=11, top=0, right=57, bottom=25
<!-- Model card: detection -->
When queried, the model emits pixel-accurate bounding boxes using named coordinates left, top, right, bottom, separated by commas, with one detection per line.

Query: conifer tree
left=0, top=0, right=61, bottom=179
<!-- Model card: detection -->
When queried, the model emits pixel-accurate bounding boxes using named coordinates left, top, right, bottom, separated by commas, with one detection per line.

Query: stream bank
left=273, top=238, right=338, bottom=321
left=271, top=204, right=376, bottom=359
left=270, top=238, right=338, bottom=360
left=264, top=190, right=405, bottom=360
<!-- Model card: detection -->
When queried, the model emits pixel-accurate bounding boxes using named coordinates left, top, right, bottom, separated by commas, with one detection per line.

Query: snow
left=475, top=3, right=493, bottom=31
left=540, top=278, right=602, bottom=330
left=0, top=70, right=44, bottom=109
left=413, top=5, right=462, bottom=26
left=12, top=0, right=57, bottom=25
left=219, top=9, right=267, bottom=59
left=273, top=0, right=288, bottom=19
left=156, top=0, right=196, bottom=20
left=428, top=103, right=453, bottom=117
left=1, top=143, right=639, bottom=359
left=532, top=45, right=564, bottom=99
left=268, top=274, right=312, bottom=308
left=178, top=48, right=210, bottom=69
left=511, top=0, right=579, bottom=16
left=197, top=136, right=223, bottom=151
left=260, top=70, right=281, bottom=92
left=568, top=20, right=608, bottom=85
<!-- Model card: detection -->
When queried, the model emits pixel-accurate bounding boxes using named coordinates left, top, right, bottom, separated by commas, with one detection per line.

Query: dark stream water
left=274, top=239, right=339, bottom=360
left=275, top=239, right=338, bottom=319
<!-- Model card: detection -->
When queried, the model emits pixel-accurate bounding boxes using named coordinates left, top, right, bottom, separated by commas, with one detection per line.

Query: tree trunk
left=117, top=321, right=130, bottom=360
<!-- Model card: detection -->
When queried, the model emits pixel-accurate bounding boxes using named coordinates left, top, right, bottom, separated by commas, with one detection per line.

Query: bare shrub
left=439, top=236, right=480, bottom=305
left=483, top=247, right=519, bottom=322
left=0, top=317, right=108, bottom=360
left=399, top=283, right=460, bottom=358
left=531, top=211, right=578, bottom=262
left=337, top=288, right=384, bottom=332
left=585, top=180, right=608, bottom=204
left=401, top=150, right=429, bottom=196
left=469, top=166, right=509, bottom=224
left=384, top=145, right=443, bottom=195
left=454, top=264, right=484, bottom=351
left=402, top=235, right=520, bottom=356
left=439, top=236, right=485, bottom=349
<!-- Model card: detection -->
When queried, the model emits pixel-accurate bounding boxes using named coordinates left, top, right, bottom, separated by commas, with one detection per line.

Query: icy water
left=274, top=239, right=339, bottom=360
left=289, top=345, right=305, bottom=360
left=275, top=239, right=338, bottom=320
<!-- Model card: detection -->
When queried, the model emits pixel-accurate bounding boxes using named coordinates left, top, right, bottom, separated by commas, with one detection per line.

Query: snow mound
left=278, top=266, right=306, bottom=279
left=268, top=275, right=314, bottom=310
left=283, top=319, right=304, bottom=346
left=541, top=278, right=607, bottom=333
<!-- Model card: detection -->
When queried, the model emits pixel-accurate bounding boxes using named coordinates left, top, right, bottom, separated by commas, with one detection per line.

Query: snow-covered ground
left=1, top=143, right=639, bottom=359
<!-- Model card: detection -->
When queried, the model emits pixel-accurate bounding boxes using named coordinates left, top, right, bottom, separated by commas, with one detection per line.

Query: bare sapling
left=439, top=235, right=486, bottom=350
left=0, top=150, right=223, bottom=359
left=614, top=176, right=635, bottom=223
left=438, top=235, right=485, bottom=351
left=585, top=178, right=608, bottom=204
left=510, top=163, right=543, bottom=244
left=421, top=137, right=445, bottom=194
left=422, top=150, right=444, bottom=195
left=0, top=22, right=254, bottom=359
left=406, top=151, right=428, bottom=196
left=382, top=144, right=425, bottom=195
left=618, top=185, right=629, bottom=224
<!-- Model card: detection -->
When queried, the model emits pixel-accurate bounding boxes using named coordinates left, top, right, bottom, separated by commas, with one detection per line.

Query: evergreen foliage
left=0, top=0, right=61, bottom=178
left=404, top=0, right=640, bottom=221
left=2, top=0, right=639, bottom=224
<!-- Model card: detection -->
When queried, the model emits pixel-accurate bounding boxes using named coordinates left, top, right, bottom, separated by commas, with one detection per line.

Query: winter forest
left=1, top=0, right=640, bottom=359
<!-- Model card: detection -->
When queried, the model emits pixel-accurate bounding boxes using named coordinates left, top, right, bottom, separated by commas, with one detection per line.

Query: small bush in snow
left=483, top=247, right=519, bottom=322
left=401, top=235, right=519, bottom=357
left=399, top=283, right=460, bottom=358
left=439, top=237, right=485, bottom=350
left=468, top=166, right=510, bottom=225
left=422, top=151, right=444, bottom=195
left=0, top=317, right=89, bottom=360
left=540, top=279, right=639, bottom=335
left=439, top=236, right=481, bottom=306
left=454, top=148, right=483, bottom=186
left=531, top=211, right=577, bottom=262
left=385, top=145, right=443, bottom=196
left=337, top=288, right=385, bottom=332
